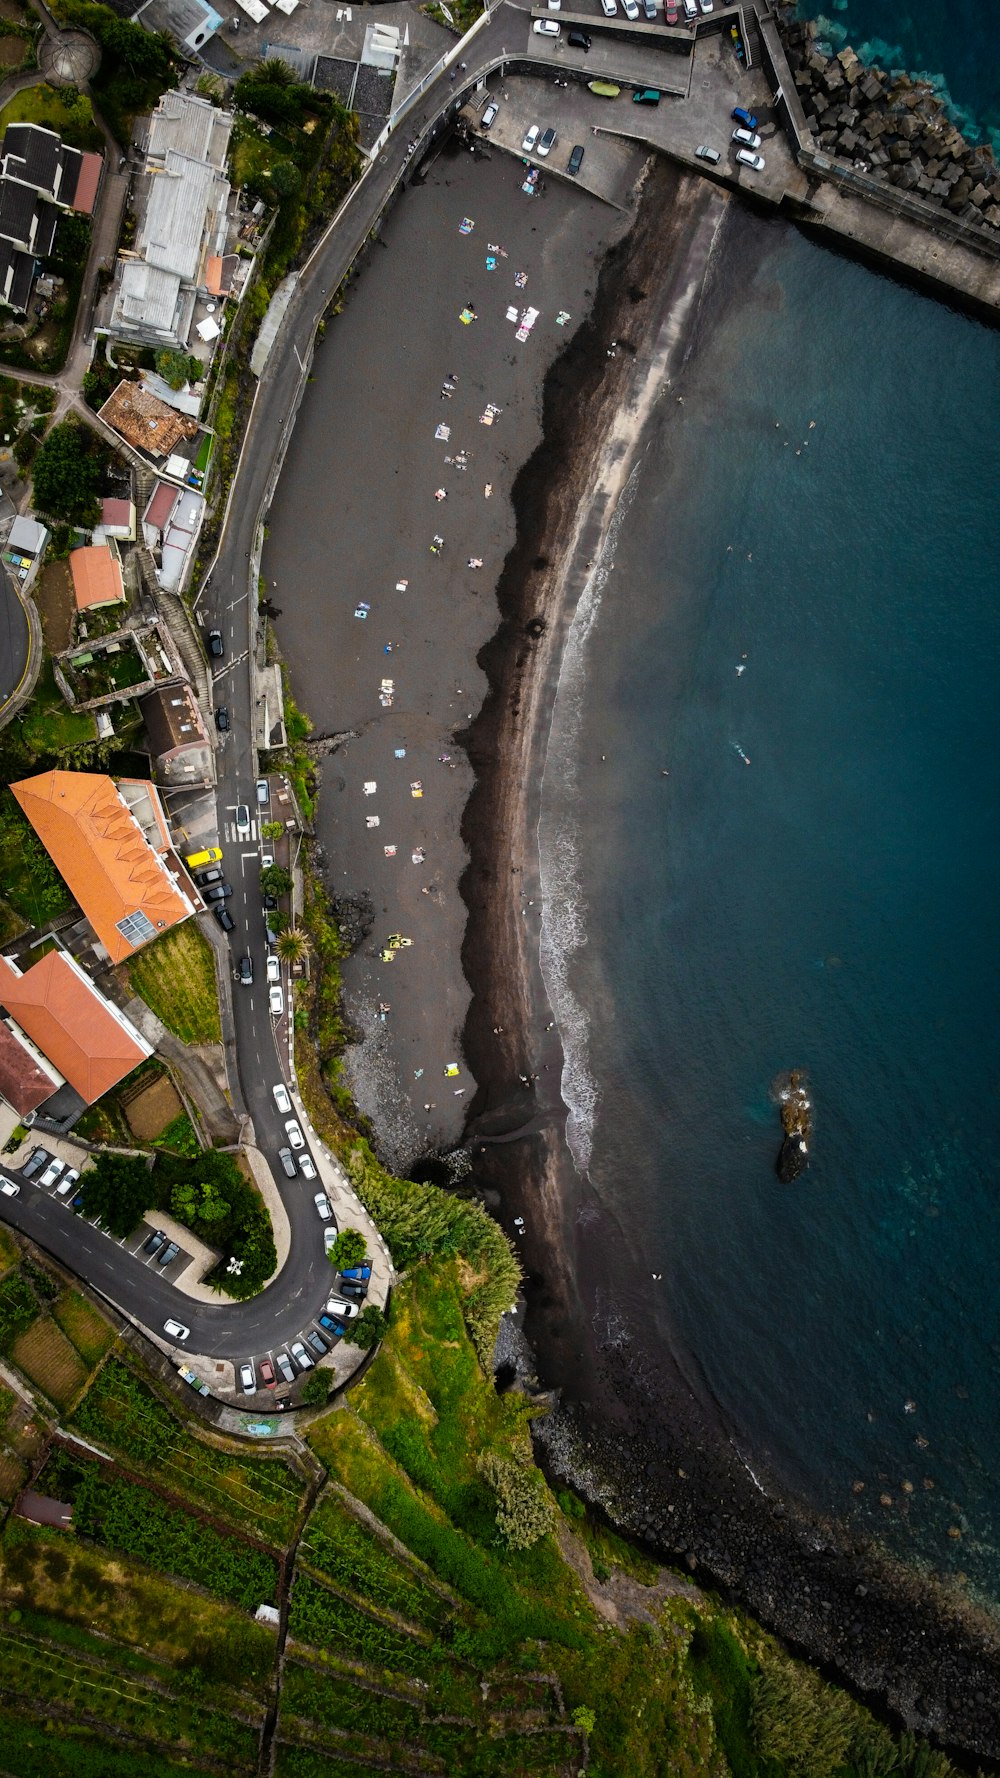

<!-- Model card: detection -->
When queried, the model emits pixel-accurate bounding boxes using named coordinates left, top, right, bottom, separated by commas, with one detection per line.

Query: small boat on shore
left=588, top=80, right=621, bottom=97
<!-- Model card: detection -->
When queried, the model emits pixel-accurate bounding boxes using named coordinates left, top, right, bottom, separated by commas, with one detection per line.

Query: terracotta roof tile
left=0, top=951, right=149, bottom=1104
left=0, top=1017, right=57, bottom=1115
left=11, top=770, right=193, bottom=964
left=70, top=543, right=125, bottom=610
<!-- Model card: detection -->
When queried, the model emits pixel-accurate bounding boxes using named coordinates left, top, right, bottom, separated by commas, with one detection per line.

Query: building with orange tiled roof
left=0, top=950, right=152, bottom=1120
left=69, top=541, right=125, bottom=612
left=11, top=770, right=197, bottom=965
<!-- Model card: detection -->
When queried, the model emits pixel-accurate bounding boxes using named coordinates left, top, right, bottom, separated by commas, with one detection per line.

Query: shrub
left=300, top=1369, right=332, bottom=1407
left=750, top=1653, right=855, bottom=1778
left=326, top=1228, right=366, bottom=1273
left=78, top=1153, right=157, bottom=1238
left=31, top=419, right=102, bottom=524
left=344, top=1304, right=387, bottom=1351
left=476, top=1452, right=554, bottom=1551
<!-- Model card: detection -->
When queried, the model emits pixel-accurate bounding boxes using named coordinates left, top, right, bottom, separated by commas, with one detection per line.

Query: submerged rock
left=773, top=1069, right=813, bottom=1181
left=777, top=1130, right=810, bottom=1183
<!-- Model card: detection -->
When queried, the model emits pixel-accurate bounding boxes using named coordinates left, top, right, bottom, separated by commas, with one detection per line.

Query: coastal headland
left=264, top=135, right=1000, bottom=1760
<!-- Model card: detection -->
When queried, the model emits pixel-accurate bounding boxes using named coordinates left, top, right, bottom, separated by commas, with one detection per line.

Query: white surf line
left=536, top=188, right=730, bottom=1175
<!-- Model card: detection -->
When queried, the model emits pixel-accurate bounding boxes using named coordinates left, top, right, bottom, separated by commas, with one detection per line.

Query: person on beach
left=434, top=488, right=447, bottom=500
left=484, top=482, right=493, bottom=498
left=467, top=557, right=483, bottom=569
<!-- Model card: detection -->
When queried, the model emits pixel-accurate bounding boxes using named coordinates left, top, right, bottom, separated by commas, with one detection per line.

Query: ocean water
left=798, top=0, right=1000, bottom=151
left=539, top=225, right=1000, bottom=1595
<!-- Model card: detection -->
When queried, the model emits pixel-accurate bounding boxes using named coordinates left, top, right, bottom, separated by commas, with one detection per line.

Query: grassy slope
left=117, top=921, right=221, bottom=1044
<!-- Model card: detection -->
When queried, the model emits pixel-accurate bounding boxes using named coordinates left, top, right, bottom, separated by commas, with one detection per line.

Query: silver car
left=290, top=1340, right=314, bottom=1370
left=314, top=1191, right=332, bottom=1222
left=239, top=1360, right=256, bottom=1392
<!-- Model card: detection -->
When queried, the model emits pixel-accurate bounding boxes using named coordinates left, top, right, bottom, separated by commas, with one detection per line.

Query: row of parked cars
left=237, top=1263, right=372, bottom=1395
left=18, top=1148, right=80, bottom=1195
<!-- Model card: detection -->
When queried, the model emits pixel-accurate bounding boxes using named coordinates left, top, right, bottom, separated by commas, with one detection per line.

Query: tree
left=260, top=865, right=292, bottom=898
left=31, top=420, right=102, bottom=525
left=155, top=348, right=200, bottom=390
left=78, top=1153, right=158, bottom=1238
left=171, top=1179, right=229, bottom=1226
left=269, top=159, right=301, bottom=203
left=326, top=1228, right=366, bottom=1273
left=571, top=1706, right=596, bottom=1735
left=344, top=1304, right=387, bottom=1350
left=476, top=1452, right=554, bottom=1551
left=260, top=821, right=284, bottom=841
left=276, top=927, right=309, bottom=967
left=300, top=1368, right=332, bottom=1407
left=750, top=1656, right=855, bottom=1778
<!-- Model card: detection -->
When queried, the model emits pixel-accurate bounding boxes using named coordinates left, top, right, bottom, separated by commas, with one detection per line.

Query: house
left=135, top=0, right=223, bottom=56
left=69, top=542, right=126, bottom=613
left=4, top=514, right=49, bottom=588
left=98, top=380, right=198, bottom=462
left=96, top=497, right=137, bottom=542
left=11, top=769, right=198, bottom=965
left=107, top=93, right=233, bottom=353
left=0, top=123, right=102, bottom=314
left=0, top=948, right=152, bottom=1126
left=142, top=479, right=206, bottom=591
left=140, top=683, right=213, bottom=787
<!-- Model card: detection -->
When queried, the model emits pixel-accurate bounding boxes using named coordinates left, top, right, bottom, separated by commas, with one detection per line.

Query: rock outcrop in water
left=774, top=1069, right=812, bottom=1183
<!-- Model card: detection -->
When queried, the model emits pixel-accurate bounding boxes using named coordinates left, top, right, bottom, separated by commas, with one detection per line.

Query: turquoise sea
left=539, top=130, right=1000, bottom=1588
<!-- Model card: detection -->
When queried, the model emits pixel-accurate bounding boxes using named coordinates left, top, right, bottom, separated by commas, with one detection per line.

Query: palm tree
left=276, top=926, right=309, bottom=967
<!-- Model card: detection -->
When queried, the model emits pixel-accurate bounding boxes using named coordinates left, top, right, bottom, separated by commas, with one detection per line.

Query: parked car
left=305, top=1328, right=329, bottom=1357
left=521, top=123, right=540, bottom=152
left=323, top=1226, right=337, bottom=1252
left=732, top=106, right=757, bottom=128
left=158, top=1241, right=180, bottom=1267
left=290, top=1340, right=314, bottom=1370
left=695, top=143, right=721, bottom=162
left=735, top=148, right=765, bottom=169
left=163, top=1318, right=190, bottom=1341
left=481, top=100, right=499, bottom=130
left=341, top=1264, right=372, bottom=1281
left=185, top=847, right=222, bottom=869
left=537, top=126, right=557, bottom=157
left=318, top=1313, right=346, bottom=1336
left=732, top=127, right=761, bottom=148
left=238, top=954, right=253, bottom=986
left=664, top=0, right=678, bottom=17
left=22, top=1147, right=50, bottom=1180
left=532, top=17, right=560, bottom=32
left=313, top=1191, right=332, bottom=1222
left=643, top=0, right=657, bottom=15
left=0, top=1177, right=20, bottom=1197
left=299, top=1153, right=316, bottom=1181
left=235, top=804, right=251, bottom=840
left=622, top=0, right=640, bottom=18
left=275, top=1350, right=296, bottom=1384
left=269, top=983, right=284, bottom=1017
left=56, top=1168, right=78, bottom=1196
left=273, top=1082, right=291, bottom=1114
left=259, top=1357, right=276, bottom=1388
left=144, top=1228, right=167, bottom=1255
left=567, top=143, right=585, bottom=174
left=698, top=0, right=713, bottom=12
left=39, top=1158, right=65, bottom=1189
left=255, top=778, right=269, bottom=805
left=266, top=955, right=280, bottom=983
left=264, top=912, right=279, bottom=945
left=278, top=1148, right=297, bottom=1179
left=340, top=1278, right=368, bottom=1302
left=214, top=906, right=236, bottom=933
left=260, top=851, right=274, bottom=871
left=633, top=87, right=661, bottom=104
left=239, top=1360, right=256, bottom=1392
left=207, top=629, right=224, bottom=658
left=568, top=27, right=591, bottom=47
left=600, top=0, right=618, bottom=15
left=197, top=866, right=225, bottom=887
left=682, top=0, right=697, bottom=17
left=204, top=883, right=233, bottom=902
left=215, top=706, right=230, bottom=732
left=285, top=1119, right=304, bottom=1150
left=326, top=1296, right=360, bottom=1322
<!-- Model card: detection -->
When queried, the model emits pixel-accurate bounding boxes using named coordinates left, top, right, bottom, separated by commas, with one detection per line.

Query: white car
left=323, top=1226, right=337, bottom=1253
left=521, top=123, right=540, bottom=152
left=163, top=1318, right=190, bottom=1342
left=269, top=984, right=284, bottom=1018
left=481, top=100, right=499, bottom=130
left=622, top=0, right=640, bottom=17
left=290, top=1340, right=314, bottom=1370
left=537, top=127, right=557, bottom=157
left=285, top=1118, right=304, bottom=1150
left=266, top=955, right=280, bottom=984
left=299, top=1153, right=316, bottom=1180
left=314, top=1191, right=332, bottom=1222
left=698, top=0, right=713, bottom=11
left=272, top=1082, right=291, bottom=1114
left=600, top=0, right=618, bottom=15
left=235, top=804, right=251, bottom=841
left=239, top=1360, right=256, bottom=1392
left=39, top=1158, right=65, bottom=1189
left=256, top=778, right=269, bottom=805
left=532, top=17, right=560, bottom=32
left=0, top=1177, right=19, bottom=1198
left=732, top=127, right=761, bottom=148
left=56, top=1168, right=79, bottom=1196
left=327, top=1295, right=360, bottom=1321
left=261, top=852, right=274, bottom=871
left=735, top=148, right=765, bottom=170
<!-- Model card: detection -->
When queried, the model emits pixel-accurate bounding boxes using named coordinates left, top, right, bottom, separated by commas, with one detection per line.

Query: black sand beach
left=265, top=140, right=1000, bottom=1757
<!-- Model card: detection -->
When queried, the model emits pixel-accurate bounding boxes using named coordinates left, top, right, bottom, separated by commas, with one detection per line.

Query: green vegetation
left=15, top=657, right=102, bottom=758
left=154, top=348, right=202, bottom=390
left=477, top=1449, right=554, bottom=1551
left=0, top=789, right=72, bottom=925
left=117, top=920, right=221, bottom=1043
left=344, top=1301, right=387, bottom=1349
left=0, top=85, right=103, bottom=151
left=30, top=420, right=103, bottom=524
left=56, top=0, right=176, bottom=145
left=260, top=862, right=292, bottom=898
left=51, top=1290, right=117, bottom=1366
left=159, top=1149, right=277, bottom=1298
left=326, top=1226, right=366, bottom=1272
left=77, top=1153, right=157, bottom=1238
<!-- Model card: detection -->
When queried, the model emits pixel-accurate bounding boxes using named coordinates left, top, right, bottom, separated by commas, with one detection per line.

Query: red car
left=665, top=0, right=678, bottom=17
left=258, top=1357, right=276, bottom=1389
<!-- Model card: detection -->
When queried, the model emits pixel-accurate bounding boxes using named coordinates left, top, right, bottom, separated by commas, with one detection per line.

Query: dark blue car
left=319, top=1314, right=347, bottom=1337
left=732, top=106, right=757, bottom=129
left=341, top=1264, right=371, bottom=1281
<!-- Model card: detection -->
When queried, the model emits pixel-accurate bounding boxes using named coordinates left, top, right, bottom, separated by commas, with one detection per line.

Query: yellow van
left=185, top=846, right=223, bottom=869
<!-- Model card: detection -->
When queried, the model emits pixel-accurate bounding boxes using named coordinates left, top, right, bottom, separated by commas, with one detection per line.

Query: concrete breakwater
left=779, top=10, right=1000, bottom=236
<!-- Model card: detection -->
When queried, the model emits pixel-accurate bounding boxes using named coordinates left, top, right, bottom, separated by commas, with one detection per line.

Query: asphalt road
left=0, top=558, right=31, bottom=715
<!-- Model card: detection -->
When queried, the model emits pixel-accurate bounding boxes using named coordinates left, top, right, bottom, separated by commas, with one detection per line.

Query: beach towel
left=394, top=748, right=406, bottom=758
left=366, top=815, right=380, bottom=828
left=459, top=217, right=475, bottom=234
left=514, top=271, right=527, bottom=288
left=459, top=307, right=476, bottom=325
left=486, top=255, right=496, bottom=271
left=395, top=578, right=409, bottom=591
left=556, top=310, right=571, bottom=326
left=384, top=845, right=397, bottom=857
left=363, top=781, right=377, bottom=795
left=434, top=424, right=450, bottom=441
